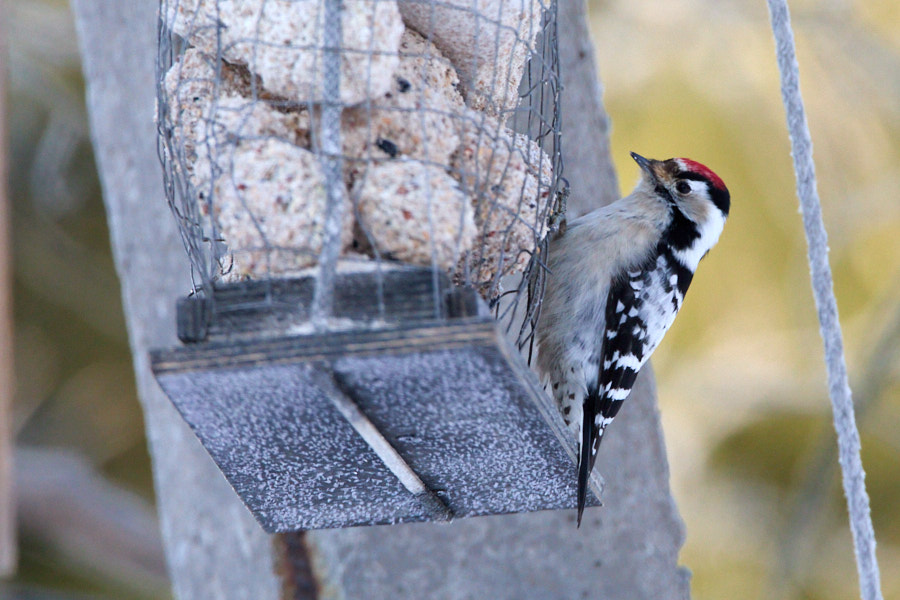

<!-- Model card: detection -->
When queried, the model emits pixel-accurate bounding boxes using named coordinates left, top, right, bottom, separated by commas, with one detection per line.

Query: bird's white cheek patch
left=674, top=210, right=726, bottom=271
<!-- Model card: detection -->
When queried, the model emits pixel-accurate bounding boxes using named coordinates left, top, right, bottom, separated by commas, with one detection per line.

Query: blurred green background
left=4, top=0, right=898, bottom=599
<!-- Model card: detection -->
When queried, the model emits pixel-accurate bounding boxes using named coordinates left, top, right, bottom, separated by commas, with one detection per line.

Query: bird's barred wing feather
left=577, top=250, right=691, bottom=523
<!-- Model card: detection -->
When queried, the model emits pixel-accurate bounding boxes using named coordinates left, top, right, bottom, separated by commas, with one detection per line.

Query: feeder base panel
left=151, top=269, right=601, bottom=532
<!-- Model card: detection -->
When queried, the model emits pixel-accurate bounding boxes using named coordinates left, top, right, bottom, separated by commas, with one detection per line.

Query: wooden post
left=71, top=0, right=690, bottom=597
left=71, top=3, right=284, bottom=597
left=0, top=0, right=18, bottom=576
left=557, top=0, right=620, bottom=218
left=0, top=0, right=17, bottom=577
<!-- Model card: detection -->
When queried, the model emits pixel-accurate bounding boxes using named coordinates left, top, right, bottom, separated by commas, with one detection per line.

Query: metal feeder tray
left=150, top=266, right=601, bottom=533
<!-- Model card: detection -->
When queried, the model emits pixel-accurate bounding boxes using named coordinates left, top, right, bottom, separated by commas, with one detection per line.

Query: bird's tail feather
left=576, top=402, right=594, bottom=527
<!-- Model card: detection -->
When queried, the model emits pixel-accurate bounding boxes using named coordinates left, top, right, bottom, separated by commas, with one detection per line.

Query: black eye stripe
left=710, top=187, right=730, bottom=216
left=677, top=172, right=710, bottom=183
left=674, top=172, right=731, bottom=216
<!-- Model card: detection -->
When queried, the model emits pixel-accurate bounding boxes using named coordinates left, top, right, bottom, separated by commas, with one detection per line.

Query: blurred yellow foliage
left=589, top=1, right=900, bottom=599
left=5, top=0, right=899, bottom=598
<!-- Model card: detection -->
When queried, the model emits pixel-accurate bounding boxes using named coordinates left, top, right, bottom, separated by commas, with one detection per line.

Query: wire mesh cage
left=151, top=0, right=593, bottom=532
left=156, top=0, right=565, bottom=348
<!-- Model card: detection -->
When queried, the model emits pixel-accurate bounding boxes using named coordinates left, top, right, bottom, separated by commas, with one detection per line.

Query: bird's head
left=631, top=152, right=730, bottom=219
left=631, top=151, right=730, bottom=269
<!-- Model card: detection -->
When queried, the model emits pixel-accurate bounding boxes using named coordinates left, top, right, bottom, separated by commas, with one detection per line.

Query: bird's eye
left=675, top=180, right=692, bottom=194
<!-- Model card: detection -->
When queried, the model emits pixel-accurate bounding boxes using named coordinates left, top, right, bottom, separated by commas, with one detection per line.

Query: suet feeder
left=151, top=267, right=601, bottom=532
left=151, top=0, right=600, bottom=532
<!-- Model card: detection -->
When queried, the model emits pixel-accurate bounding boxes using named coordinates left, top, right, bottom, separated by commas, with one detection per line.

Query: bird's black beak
left=630, top=152, right=653, bottom=173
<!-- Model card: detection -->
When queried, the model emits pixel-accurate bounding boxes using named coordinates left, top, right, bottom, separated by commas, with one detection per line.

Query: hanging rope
left=765, top=2, right=883, bottom=599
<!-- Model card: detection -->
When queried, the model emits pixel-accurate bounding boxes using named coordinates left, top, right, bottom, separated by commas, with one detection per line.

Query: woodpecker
left=536, top=152, right=730, bottom=526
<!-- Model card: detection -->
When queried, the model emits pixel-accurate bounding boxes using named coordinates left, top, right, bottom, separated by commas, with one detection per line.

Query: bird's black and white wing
left=577, top=249, right=692, bottom=521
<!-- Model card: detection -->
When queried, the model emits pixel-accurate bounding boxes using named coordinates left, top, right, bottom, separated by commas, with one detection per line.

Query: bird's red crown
left=677, top=158, right=727, bottom=192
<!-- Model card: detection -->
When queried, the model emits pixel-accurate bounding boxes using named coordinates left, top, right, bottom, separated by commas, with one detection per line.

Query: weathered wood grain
left=0, top=4, right=17, bottom=573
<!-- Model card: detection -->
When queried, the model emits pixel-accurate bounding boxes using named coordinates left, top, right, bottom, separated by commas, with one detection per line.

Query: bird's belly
left=545, top=329, right=603, bottom=435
